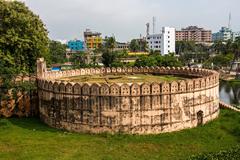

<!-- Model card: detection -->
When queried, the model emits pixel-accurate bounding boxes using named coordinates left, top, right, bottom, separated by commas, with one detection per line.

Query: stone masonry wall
left=37, top=60, right=219, bottom=134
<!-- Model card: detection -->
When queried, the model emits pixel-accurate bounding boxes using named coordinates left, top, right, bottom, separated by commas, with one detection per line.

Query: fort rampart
left=37, top=58, right=220, bottom=134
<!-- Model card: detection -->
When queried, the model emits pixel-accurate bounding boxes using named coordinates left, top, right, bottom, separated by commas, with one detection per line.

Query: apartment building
left=176, top=26, right=212, bottom=43
left=146, top=27, right=175, bottom=55
left=84, top=29, right=102, bottom=50
left=67, top=39, right=85, bottom=51
left=212, top=27, right=240, bottom=42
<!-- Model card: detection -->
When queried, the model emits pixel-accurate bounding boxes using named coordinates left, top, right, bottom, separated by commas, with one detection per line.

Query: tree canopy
left=49, top=40, right=67, bottom=64
left=135, top=54, right=183, bottom=67
left=101, top=37, right=124, bottom=67
left=129, top=39, right=148, bottom=52
left=0, top=0, right=49, bottom=88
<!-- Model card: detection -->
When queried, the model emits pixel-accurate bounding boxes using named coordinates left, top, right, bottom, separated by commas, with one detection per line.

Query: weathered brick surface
left=37, top=59, right=220, bottom=134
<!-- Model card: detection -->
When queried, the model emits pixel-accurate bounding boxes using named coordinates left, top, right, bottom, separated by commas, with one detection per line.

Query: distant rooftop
left=84, top=29, right=101, bottom=37
left=180, top=26, right=210, bottom=31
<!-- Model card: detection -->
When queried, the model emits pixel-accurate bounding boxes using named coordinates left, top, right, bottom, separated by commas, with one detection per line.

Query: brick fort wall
left=37, top=58, right=220, bottom=134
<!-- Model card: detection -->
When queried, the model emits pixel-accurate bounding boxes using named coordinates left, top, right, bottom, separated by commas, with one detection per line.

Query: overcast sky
left=23, top=0, right=240, bottom=42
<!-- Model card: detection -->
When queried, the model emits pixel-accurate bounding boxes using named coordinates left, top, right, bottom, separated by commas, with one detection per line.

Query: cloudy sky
left=23, top=0, right=240, bottom=42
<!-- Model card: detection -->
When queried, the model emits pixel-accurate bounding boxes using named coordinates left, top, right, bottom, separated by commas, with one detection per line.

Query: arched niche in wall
left=141, top=83, right=151, bottom=95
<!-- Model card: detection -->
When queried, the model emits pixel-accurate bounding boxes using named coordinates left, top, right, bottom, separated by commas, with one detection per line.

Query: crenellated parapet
left=37, top=59, right=220, bottom=134
left=37, top=66, right=219, bottom=97
left=39, top=66, right=218, bottom=81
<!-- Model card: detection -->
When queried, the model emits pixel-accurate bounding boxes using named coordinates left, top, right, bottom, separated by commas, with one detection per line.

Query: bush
left=189, top=145, right=240, bottom=160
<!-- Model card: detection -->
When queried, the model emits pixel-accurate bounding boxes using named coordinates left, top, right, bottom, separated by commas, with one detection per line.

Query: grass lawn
left=58, top=74, right=187, bottom=84
left=0, top=109, right=239, bottom=160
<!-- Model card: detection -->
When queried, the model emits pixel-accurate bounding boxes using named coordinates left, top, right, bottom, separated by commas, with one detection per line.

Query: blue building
left=67, top=40, right=85, bottom=51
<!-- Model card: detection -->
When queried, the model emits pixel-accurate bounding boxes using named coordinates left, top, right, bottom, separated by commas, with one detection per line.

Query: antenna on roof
left=228, top=12, right=232, bottom=29
left=153, top=16, right=156, bottom=34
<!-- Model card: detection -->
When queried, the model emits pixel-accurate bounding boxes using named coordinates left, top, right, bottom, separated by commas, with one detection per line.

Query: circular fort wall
left=37, top=65, right=220, bottom=134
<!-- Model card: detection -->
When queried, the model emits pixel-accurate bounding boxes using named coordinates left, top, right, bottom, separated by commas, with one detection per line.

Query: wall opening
left=197, top=111, right=203, bottom=126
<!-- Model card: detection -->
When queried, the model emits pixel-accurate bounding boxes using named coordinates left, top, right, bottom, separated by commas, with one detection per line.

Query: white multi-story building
left=212, top=27, right=232, bottom=42
left=233, top=32, right=240, bottom=41
left=212, top=27, right=240, bottom=42
left=146, top=27, right=175, bottom=55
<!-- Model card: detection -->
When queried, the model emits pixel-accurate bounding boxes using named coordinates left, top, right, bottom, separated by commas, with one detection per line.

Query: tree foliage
left=203, top=53, right=234, bottom=69
left=101, top=37, right=124, bottom=67
left=135, top=54, right=183, bottom=67
left=0, top=0, right=49, bottom=89
left=49, top=40, right=67, bottom=64
left=176, top=41, right=210, bottom=54
left=0, top=0, right=49, bottom=82
left=189, top=145, right=240, bottom=160
left=104, top=37, right=116, bottom=51
left=129, top=39, right=148, bottom=52
left=69, top=51, right=87, bottom=68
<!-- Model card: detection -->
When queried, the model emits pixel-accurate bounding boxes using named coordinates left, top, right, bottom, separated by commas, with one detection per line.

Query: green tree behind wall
left=49, top=40, right=67, bottom=64
left=0, top=0, right=49, bottom=89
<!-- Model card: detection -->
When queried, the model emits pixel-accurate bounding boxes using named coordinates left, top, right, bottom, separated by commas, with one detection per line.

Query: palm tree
left=105, top=37, right=116, bottom=52
left=212, top=41, right=226, bottom=54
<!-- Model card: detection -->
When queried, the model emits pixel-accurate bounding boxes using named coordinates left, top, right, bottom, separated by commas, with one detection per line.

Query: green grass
left=59, top=74, right=186, bottom=84
left=0, top=109, right=240, bottom=160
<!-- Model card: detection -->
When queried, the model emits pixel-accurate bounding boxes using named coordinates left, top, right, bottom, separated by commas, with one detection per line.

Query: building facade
left=37, top=58, right=220, bottom=135
left=176, top=26, right=212, bottom=43
left=233, top=32, right=240, bottom=41
left=212, top=27, right=232, bottom=42
left=67, top=40, right=85, bottom=51
left=146, top=27, right=175, bottom=55
left=115, top=42, right=129, bottom=51
left=84, top=29, right=102, bottom=50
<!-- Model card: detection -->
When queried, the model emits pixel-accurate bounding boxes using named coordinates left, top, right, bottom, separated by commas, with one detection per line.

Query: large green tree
left=129, top=39, right=139, bottom=52
left=104, top=37, right=116, bottom=51
left=49, top=40, right=67, bottom=64
left=101, top=37, right=120, bottom=67
left=129, top=39, right=148, bottom=52
left=0, top=0, right=49, bottom=88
